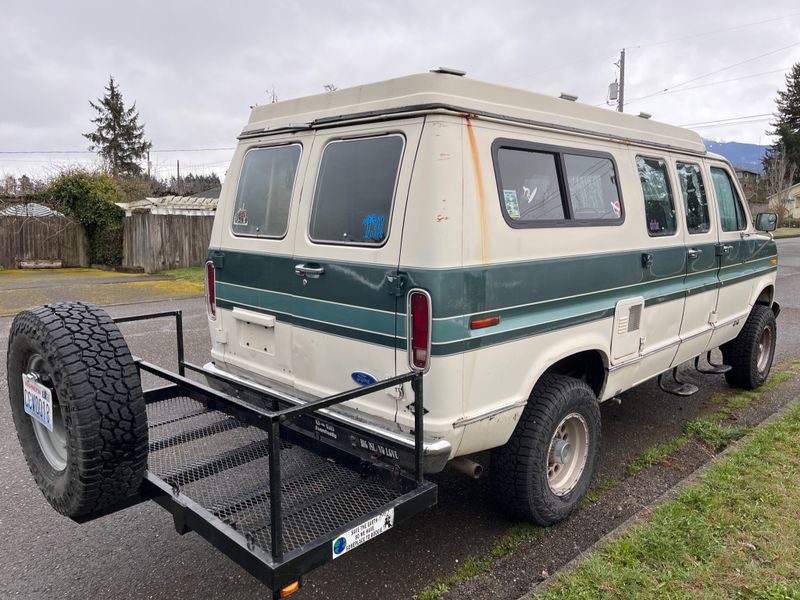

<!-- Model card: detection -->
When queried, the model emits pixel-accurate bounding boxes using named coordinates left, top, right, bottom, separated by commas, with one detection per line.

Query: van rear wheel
left=490, top=374, right=600, bottom=526
left=721, top=304, right=776, bottom=390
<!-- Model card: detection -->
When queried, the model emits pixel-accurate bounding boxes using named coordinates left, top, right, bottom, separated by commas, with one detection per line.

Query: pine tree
left=765, top=63, right=800, bottom=185
left=83, top=76, right=152, bottom=176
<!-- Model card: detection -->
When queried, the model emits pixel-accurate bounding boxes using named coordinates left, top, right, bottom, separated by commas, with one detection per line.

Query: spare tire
left=6, top=302, right=148, bottom=518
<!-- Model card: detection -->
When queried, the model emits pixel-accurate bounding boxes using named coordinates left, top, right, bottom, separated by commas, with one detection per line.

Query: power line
left=686, top=118, right=771, bottom=130
left=631, top=11, right=800, bottom=50
left=625, top=41, right=800, bottom=106
left=509, top=10, right=800, bottom=85
left=680, top=113, right=772, bottom=127
left=0, top=147, right=235, bottom=155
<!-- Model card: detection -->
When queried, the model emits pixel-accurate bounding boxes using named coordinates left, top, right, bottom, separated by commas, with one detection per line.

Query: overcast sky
left=2, top=0, right=799, bottom=181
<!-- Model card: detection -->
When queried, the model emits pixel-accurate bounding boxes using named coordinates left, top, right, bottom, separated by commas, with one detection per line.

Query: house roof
left=766, top=182, right=800, bottom=204
left=0, top=202, right=64, bottom=217
left=116, top=195, right=218, bottom=216
left=734, top=167, right=760, bottom=177
left=246, top=71, right=706, bottom=155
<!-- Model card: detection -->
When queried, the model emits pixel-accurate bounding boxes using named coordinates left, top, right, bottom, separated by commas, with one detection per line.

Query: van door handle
left=687, top=248, right=703, bottom=260
left=715, top=244, right=734, bottom=256
left=295, top=263, right=325, bottom=278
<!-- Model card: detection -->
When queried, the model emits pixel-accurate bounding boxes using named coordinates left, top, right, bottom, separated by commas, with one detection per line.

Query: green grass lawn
left=539, top=402, right=800, bottom=599
left=160, top=266, right=204, bottom=285
left=773, top=227, right=800, bottom=239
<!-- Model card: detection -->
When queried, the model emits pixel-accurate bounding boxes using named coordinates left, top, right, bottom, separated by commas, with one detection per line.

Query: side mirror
left=755, top=212, right=778, bottom=232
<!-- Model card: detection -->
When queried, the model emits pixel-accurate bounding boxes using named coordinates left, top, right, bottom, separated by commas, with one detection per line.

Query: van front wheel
left=490, top=374, right=600, bottom=526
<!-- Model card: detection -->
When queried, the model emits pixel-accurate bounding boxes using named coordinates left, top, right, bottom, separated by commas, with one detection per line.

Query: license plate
left=22, top=373, right=53, bottom=432
left=331, top=508, right=394, bottom=559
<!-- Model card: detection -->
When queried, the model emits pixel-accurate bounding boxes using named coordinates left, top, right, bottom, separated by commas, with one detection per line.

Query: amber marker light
left=279, top=581, right=301, bottom=597
left=470, top=316, right=501, bottom=330
left=771, top=258, right=778, bottom=265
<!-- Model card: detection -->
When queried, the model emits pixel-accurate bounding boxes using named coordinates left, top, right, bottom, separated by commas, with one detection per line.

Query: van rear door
left=290, top=119, right=424, bottom=423
left=212, top=135, right=313, bottom=389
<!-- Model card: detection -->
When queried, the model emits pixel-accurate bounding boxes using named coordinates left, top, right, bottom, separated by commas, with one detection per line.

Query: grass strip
left=539, top=401, right=800, bottom=599
left=160, top=266, right=205, bottom=285
left=416, top=523, right=545, bottom=600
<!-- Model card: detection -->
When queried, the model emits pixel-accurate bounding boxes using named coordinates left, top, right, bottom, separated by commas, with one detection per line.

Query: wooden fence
left=0, top=216, right=89, bottom=269
left=123, top=213, right=213, bottom=274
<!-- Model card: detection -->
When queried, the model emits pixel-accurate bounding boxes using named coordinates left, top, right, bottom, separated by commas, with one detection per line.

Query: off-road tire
left=6, top=302, right=147, bottom=517
left=490, top=374, right=600, bottom=526
left=721, top=304, right=776, bottom=390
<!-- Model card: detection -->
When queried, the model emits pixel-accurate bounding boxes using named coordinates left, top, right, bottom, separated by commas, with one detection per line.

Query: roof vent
left=431, top=67, right=466, bottom=77
left=638, top=112, right=652, bottom=120
left=559, top=92, right=579, bottom=102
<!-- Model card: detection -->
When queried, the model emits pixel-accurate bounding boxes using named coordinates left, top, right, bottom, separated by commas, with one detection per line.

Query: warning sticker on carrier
left=331, top=508, right=394, bottom=559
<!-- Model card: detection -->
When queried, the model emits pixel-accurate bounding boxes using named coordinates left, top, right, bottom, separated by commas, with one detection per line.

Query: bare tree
left=763, top=147, right=798, bottom=226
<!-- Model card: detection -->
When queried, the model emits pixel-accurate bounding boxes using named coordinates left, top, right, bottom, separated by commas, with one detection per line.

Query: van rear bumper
left=202, top=362, right=452, bottom=474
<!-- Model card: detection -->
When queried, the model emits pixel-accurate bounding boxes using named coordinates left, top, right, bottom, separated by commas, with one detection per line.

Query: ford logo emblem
left=351, top=371, right=377, bottom=386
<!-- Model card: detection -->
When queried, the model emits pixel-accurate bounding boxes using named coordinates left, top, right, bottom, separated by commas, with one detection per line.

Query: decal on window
left=233, top=205, right=249, bottom=226
left=503, top=189, right=521, bottom=219
left=363, top=214, right=386, bottom=240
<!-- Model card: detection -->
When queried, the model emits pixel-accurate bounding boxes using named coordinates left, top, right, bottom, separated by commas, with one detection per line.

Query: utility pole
left=617, top=48, right=626, bottom=113
left=177, top=159, right=181, bottom=195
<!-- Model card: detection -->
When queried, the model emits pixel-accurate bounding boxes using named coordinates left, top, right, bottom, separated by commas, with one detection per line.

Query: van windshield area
left=309, top=135, right=404, bottom=245
left=232, top=144, right=302, bottom=238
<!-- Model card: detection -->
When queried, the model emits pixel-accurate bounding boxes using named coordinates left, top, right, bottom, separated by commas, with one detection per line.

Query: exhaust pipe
left=449, top=457, right=484, bottom=479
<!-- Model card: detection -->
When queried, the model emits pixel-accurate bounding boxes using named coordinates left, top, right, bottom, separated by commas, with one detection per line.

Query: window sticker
left=503, top=189, right=520, bottom=219
left=233, top=205, right=249, bottom=226
left=363, top=214, right=386, bottom=241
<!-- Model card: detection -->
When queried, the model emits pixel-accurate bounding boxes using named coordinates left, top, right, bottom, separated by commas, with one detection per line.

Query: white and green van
left=202, top=70, right=779, bottom=524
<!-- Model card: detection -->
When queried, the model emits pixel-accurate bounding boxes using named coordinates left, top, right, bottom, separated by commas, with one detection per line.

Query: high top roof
left=246, top=71, right=706, bottom=154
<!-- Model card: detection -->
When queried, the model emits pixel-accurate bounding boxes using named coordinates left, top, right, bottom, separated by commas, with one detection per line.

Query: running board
left=657, top=367, right=699, bottom=397
left=694, top=351, right=732, bottom=375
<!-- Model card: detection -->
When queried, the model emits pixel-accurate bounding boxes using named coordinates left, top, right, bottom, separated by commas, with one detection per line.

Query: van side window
left=496, top=148, right=564, bottom=221
left=309, top=135, right=404, bottom=245
left=676, top=162, right=710, bottom=234
left=493, top=141, right=624, bottom=226
left=710, top=167, right=747, bottom=232
left=232, top=144, right=302, bottom=238
left=563, top=154, right=621, bottom=221
left=637, top=156, right=677, bottom=237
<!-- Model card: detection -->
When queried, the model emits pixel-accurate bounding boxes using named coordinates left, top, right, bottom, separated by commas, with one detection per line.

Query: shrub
left=48, top=171, right=124, bottom=265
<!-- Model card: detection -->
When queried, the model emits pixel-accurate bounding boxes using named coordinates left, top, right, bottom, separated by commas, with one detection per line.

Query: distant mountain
left=703, top=140, right=768, bottom=174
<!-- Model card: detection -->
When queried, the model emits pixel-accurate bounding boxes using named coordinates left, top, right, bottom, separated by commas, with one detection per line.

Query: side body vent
left=611, top=297, right=645, bottom=362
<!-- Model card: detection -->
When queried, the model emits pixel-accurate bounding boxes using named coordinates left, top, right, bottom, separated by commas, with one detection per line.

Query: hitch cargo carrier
left=89, top=311, right=437, bottom=596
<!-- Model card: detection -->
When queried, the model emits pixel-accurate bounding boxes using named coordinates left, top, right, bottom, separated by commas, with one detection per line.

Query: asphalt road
left=1, top=238, right=799, bottom=600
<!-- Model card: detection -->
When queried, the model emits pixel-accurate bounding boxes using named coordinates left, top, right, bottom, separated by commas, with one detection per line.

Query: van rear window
left=232, top=144, right=301, bottom=238
left=492, top=140, right=623, bottom=227
left=309, top=135, right=404, bottom=245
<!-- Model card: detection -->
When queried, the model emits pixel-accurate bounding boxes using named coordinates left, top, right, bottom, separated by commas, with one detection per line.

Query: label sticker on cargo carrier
left=22, top=373, right=53, bottom=432
left=332, top=508, right=394, bottom=559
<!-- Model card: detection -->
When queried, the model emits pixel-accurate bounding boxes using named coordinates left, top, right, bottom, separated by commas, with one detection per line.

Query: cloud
left=2, top=0, right=799, bottom=178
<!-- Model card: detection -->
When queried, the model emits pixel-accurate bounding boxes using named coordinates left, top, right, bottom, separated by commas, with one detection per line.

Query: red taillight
left=408, top=290, right=431, bottom=371
left=205, top=260, right=217, bottom=320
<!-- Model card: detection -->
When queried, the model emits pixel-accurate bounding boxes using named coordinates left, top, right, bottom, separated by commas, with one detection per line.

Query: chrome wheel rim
left=756, top=326, right=773, bottom=374
left=27, top=354, right=67, bottom=472
left=547, top=413, right=589, bottom=496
